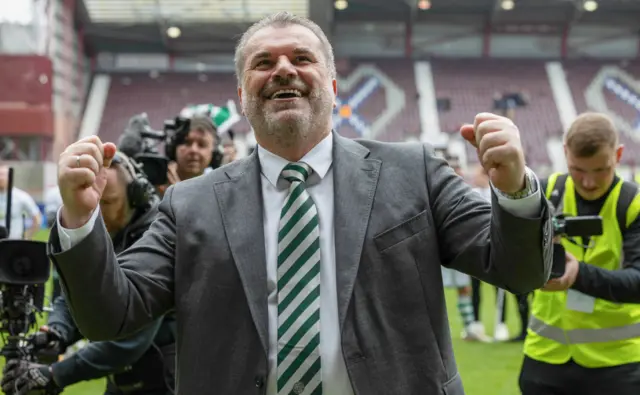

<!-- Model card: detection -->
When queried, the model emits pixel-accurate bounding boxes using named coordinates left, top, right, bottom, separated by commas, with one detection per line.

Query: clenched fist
left=58, top=135, right=117, bottom=229
left=460, top=113, right=526, bottom=194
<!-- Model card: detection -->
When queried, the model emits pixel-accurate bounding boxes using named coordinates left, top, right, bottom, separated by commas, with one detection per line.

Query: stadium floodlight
left=335, top=0, right=348, bottom=10
left=501, top=0, right=514, bottom=10
left=418, top=0, right=431, bottom=10
left=167, top=26, right=181, bottom=38
left=584, top=0, right=598, bottom=12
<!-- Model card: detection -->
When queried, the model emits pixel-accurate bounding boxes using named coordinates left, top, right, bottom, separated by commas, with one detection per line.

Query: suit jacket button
left=254, top=377, right=264, bottom=388
left=293, top=382, right=305, bottom=394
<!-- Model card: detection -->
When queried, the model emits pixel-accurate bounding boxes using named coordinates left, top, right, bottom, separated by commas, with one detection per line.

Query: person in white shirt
left=0, top=166, right=42, bottom=240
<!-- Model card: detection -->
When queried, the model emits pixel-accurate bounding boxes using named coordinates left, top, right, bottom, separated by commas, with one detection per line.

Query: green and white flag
left=180, top=100, right=241, bottom=136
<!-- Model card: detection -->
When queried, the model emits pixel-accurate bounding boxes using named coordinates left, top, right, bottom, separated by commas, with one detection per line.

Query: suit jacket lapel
left=333, top=133, right=381, bottom=329
left=213, top=153, right=269, bottom=355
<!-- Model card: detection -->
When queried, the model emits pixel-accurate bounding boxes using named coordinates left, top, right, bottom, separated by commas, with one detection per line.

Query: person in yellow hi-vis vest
left=519, top=112, right=640, bottom=395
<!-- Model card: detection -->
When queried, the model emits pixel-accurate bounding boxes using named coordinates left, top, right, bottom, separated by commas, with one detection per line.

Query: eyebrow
left=250, top=47, right=314, bottom=63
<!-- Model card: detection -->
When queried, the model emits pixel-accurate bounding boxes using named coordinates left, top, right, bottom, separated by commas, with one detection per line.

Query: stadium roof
left=82, top=0, right=309, bottom=23
left=76, top=0, right=640, bottom=54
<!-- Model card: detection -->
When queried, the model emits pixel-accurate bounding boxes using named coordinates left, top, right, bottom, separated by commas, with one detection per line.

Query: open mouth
left=269, top=89, right=303, bottom=100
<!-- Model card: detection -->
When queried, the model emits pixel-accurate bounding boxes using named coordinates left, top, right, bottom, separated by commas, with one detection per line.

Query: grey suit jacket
left=49, top=132, right=552, bottom=395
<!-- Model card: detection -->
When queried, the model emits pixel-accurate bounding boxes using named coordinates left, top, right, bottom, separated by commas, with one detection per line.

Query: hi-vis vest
left=524, top=172, right=640, bottom=368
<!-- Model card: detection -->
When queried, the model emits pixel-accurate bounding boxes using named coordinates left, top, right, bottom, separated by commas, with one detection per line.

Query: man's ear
left=332, top=79, right=337, bottom=108
left=237, top=87, right=244, bottom=115
left=616, top=144, right=624, bottom=164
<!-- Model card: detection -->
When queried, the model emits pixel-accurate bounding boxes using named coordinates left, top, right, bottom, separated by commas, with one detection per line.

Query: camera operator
left=1, top=152, right=175, bottom=395
left=519, top=112, right=640, bottom=395
left=159, top=115, right=218, bottom=196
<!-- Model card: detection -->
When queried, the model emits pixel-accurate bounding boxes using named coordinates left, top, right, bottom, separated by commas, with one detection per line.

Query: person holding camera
left=164, top=115, right=217, bottom=186
left=519, top=112, right=640, bottom=395
left=1, top=152, right=175, bottom=395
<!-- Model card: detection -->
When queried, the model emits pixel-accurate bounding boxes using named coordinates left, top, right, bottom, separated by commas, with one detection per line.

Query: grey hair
left=234, top=11, right=336, bottom=86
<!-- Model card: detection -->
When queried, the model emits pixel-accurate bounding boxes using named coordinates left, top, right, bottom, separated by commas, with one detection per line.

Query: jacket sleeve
left=571, top=215, right=640, bottom=303
left=48, top=189, right=176, bottom=341
left=46, top=295, right=83, bottom=347
left=424, top=145, right=553, bottom=294
left=50, top=318, right=164, bottom=388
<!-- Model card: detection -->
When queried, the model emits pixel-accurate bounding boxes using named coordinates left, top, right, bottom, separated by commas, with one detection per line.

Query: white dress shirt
left=56, top=134, right=542, bottom=394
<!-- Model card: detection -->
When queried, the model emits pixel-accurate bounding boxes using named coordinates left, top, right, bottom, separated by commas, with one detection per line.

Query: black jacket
left=48, top=203, right=176, bottom=394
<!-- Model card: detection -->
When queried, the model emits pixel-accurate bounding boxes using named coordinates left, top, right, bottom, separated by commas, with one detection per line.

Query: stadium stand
left=432, top=59, right=563, bottom=167
left=564, top=59, right=640, bottom=165
left=98, top=72, right=252, bottom=143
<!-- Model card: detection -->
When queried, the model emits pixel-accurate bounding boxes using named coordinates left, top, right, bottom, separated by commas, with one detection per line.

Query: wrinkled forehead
left=243, top=24, right=325, bottom=65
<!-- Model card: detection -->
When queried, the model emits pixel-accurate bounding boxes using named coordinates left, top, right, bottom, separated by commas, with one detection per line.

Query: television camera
left=0, top=168, right=57, bottom=393
left=550, top=214, right=603, bottom=279
left=118, top=106, right=235, bottom=186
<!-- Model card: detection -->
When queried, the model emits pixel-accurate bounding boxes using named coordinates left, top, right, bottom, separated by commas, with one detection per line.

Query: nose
left=581, top=175, right=596, bottom=190
left=184, top=141, right=199, bottom=153
left=272, top=55, right=297, bottom=80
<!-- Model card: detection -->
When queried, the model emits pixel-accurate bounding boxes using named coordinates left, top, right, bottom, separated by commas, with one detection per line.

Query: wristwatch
left=498, top=168, right=538, bottom=200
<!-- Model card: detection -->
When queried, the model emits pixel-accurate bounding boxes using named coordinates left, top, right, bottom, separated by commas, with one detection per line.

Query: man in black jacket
left=1, top=152, right=175, bottom=395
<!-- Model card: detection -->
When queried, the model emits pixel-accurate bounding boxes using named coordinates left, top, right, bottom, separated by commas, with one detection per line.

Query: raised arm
left=48, top=136, right=175, bottom=341
left=49, top=190, right=175, bottom=341
left=428, top=113, right=553, bottom=294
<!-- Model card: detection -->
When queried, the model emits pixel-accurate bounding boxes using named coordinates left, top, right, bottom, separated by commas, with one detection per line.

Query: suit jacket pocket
left=374, top=210, right=429, bottom=252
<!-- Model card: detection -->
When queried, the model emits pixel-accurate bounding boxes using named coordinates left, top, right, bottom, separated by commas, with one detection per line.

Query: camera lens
left=11, top=257, right=32, bottom=278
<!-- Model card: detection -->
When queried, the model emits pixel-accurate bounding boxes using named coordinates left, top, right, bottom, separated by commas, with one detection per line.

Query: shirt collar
left=257, top=132, right=333, bottom=189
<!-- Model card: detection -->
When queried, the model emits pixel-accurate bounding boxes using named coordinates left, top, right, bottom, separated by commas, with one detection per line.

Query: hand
left=167, top=161, right=181, bottom=185
left=1, top=359, right=61, bottom=395
left=58, top=135, right=117, bottom=228
left=460, top=113, right=526, bottom=194
left=542, top=252, right=580, bottom=291
left=34, top=326, right=66, bottom=363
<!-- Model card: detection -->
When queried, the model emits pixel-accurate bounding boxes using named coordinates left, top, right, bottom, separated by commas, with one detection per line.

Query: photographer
left=1, top=152, right=175, bottom=395
left=157, top=115, right=220, bottom=197
left=519, top=112, right=640, bottom=395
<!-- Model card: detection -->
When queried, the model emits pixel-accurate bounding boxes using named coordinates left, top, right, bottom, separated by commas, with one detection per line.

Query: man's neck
left=257, top=128, right=331, bottom=163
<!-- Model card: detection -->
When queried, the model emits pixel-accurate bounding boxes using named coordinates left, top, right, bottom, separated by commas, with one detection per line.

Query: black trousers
left=519, top=355, right=640, bottom=395
left=471, top=277, right=506, bottom=322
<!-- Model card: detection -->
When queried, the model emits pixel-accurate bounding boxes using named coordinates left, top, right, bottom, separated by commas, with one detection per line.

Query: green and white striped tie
left=276, top=162, right=322, bottom=395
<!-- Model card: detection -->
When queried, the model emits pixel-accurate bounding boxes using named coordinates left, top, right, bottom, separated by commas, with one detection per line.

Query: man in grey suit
left=48, top=11, right=552, bottom=395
